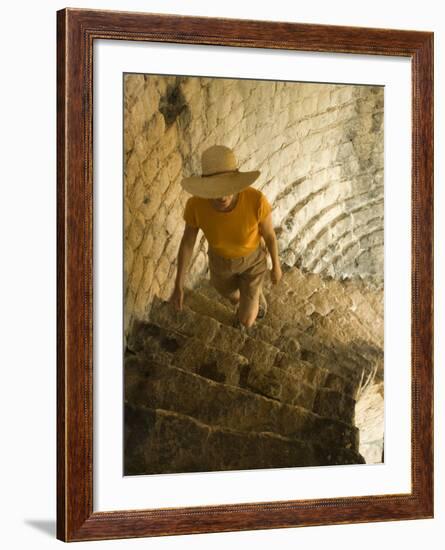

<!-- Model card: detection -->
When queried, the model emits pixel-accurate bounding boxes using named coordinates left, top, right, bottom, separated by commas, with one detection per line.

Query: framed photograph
left=57, top=8, right=433, bottom=542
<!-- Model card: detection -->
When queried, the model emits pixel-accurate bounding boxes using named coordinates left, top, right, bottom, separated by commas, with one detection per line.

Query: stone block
left=165, top=210, right=179, bottom=236
left=130, top=253, right=144, bottom=292
left=359, top=229, right=384, bottom=250
left=160, top=124, right=179, bottom=158
left=192, top=344, right=239, bottom=384
left=238, top=335, right=278, bottom=369
left=146, top=111, right=165, bottom=146
left=336, top=102, right=357, bottom=123
left=309, top=290, right=335, bottom=317
left=330, top=86, right=355, bottom=105
left=129, top=177, right=145, bottom=210
left=226, top=102, right=245, bottom=130
left=317, top=91, right=331, bottom=112
left=301, top=133, right=323, bottom=154
left=217, top=93, right=233, bottom=120
left=141, top=261, right=154, bottom=294
left=298, top=83, right=317, bottom=99
left=155, top=255, right=172, bottom=289
left=301, top=96, right=318, bottom=117
left=313, top=388, right=356, bottom=424
left=141, top=155, right=161, bottom=183
left=185, top=289, right=234, bottom=326
left=336, top=141, right=355, bottom=161
left=127, top=218, right=144, bottom=250
left=149, top=228, right=168, bottom=264
left=124, top=74, right=145, bottom=102
left=139, top=231, right=154, bottom=258
left=129, top=100, right=148, bottom=135
left=140, top=82, right=160, bottom=122
left=125, top=289, right=136, bottom=320
left=180, top=76, right=202, bottom=103
left=124, top=404, right=361, bottom=475
left=351, top=206, right=382, bottom=227
left=311, top=147, right=334, bottom=170
left=124, top=245, right=134, bottom=280
left=296, top=118, right=311, bottom=138
left=125, top=151, right=140, bottom=192
left=139, top=186, right=163, bottom=220
left=134, top=284, right=150, bottom=314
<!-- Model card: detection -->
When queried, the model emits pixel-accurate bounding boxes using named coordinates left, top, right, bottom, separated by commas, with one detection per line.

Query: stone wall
left=124, top=74, right=383, bottom=334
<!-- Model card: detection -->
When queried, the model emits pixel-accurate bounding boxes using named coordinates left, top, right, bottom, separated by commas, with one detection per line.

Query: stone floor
left=124, top=266, right=384, bottom=475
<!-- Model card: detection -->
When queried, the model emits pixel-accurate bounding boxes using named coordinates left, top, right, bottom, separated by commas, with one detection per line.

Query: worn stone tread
left=185, top=287, right=358, bottom=398
left=128, top=320, right=248, bottom=387
left=128, top=321, right=356, bottom=421
left=124, top=403, right=365, bottom=475
left=125, top=353, right=359, bottom=449
left=149, top=296, right=280, bottom=369
left=187, top=286, right=378, bottom=402
left=125, top=265, right=383, bottom=473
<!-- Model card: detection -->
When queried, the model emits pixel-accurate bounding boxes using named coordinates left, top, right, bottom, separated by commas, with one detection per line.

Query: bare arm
left=259, top=213, right=282, bottom=284
left=170, top=224, right=199, bottom=310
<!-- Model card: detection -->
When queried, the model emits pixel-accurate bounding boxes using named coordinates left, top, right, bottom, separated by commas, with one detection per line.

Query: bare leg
left=237, top=288, right=260, bottom=328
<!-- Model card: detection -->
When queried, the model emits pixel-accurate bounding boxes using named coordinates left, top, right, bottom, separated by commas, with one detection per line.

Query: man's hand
left=169, top=224, right=199, bottom=311
left=270, top=264, right=282, bottom=285
left=169, top=284, right=184, bottom=311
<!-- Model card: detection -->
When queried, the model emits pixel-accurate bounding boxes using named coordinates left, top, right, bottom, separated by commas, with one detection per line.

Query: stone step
left=255, top=283, right=381, bottom=394
left=186, top=286, right=288, bottom=352
left=362, top=290, right=384, bottom=318
left=321, top=309, right=382, bottom=348
left=128, top=320, right=248, bottom=387
left=184, top=286, right=236, bottom=326
left=129, top=320, right=356, bottom=423
left=271, top=272, right=350, bottom=309
left=124, top=403, right=365, bottom=475
left=265, top=268, right=383, bottom=347
left=191, top=282, right=291, bottom=343
left=294, top=325, right=380, bottom=397
left=344, top=277, right=384, bottom=314
left=194, top=277, right=359, bottom=358
left=268, top=265, right=382, bottom=316
left=187, top=287, right=358, bottom=398
left=149, top=296, right=280, bottom=370
left=280, top=268, right=324, bottom=301
left=265, top=287, right=352, bottom=336
left=309, top=312, right=383, bottom=369
left=125, top=353, right=358, bottom=446
left=310, top=277, right=383, bottom=343
left=275, top=351, right=359, bottom=398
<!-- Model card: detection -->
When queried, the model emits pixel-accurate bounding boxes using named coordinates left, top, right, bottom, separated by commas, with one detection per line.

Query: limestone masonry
left=125, top=266, right=383, bottom=472
left=123, top=74, right=384, bottom=468
left=124, top=74, right=383, bottom=334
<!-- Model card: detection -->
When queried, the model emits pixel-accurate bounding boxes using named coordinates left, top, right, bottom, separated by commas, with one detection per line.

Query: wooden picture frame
left=57, top=8, right=434, bottom=542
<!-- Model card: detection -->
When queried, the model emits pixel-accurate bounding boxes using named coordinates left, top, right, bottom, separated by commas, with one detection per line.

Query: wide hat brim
left=181, top=170, right=260, bottom=199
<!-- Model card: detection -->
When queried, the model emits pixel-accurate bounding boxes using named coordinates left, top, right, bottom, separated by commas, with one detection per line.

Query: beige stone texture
left=123, top=75, right=383, bottom=335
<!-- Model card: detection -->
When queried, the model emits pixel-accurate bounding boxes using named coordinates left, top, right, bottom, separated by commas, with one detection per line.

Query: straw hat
left=181, top=145, right=260, bottom=199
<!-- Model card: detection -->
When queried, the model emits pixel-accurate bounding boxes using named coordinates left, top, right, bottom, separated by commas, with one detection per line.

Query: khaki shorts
left=207, top=244, right=268, bottom=301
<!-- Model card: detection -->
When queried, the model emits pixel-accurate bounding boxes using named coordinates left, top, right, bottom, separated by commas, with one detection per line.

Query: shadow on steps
left=124, top=267, right=382, bottom=475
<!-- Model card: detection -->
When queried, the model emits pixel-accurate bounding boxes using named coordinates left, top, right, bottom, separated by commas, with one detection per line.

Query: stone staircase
left=124, top=266, right=383, bottom=475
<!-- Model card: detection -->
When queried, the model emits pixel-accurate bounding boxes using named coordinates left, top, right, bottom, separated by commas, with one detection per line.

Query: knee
left=238, top=291, right=260, bottom=328
left=238, top=310, right=257, bottom=328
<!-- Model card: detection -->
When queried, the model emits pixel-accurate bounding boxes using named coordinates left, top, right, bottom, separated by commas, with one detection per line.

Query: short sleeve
left=258, top=192, right=272, bottom=223
left=183, top=197, right=199, bottom=228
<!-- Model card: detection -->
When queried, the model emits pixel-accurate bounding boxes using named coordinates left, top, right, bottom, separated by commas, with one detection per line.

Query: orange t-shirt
left=183, top=187, right=272, bottom=259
